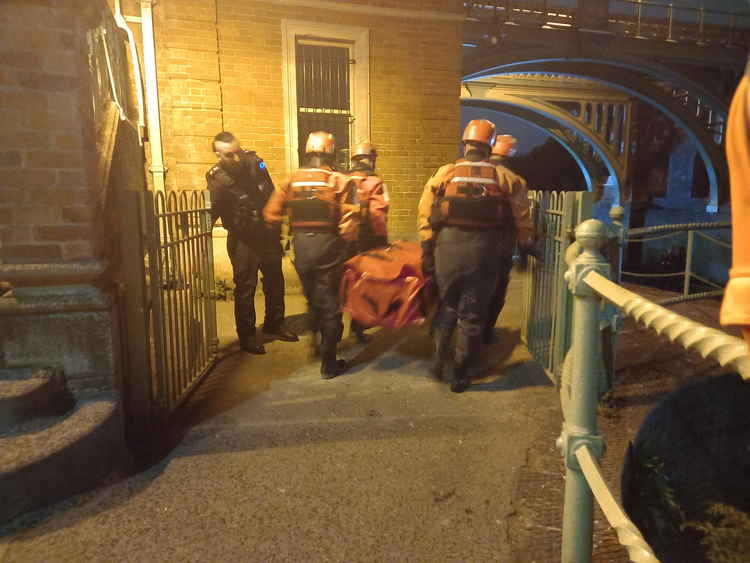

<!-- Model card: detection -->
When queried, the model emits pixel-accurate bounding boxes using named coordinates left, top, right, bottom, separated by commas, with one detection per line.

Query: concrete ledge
left=0, top=285, right=115, bottom=316
left=0, top=394, right=123, bottom=524
left=0, top=368, right=74, bottom=430
left=0, top=260, right=109, bottom=287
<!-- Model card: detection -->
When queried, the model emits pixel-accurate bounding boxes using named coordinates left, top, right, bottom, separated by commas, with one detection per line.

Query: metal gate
left=522, top=190, right=592, bottom=384
left=119, top=189, right=218, bottom=436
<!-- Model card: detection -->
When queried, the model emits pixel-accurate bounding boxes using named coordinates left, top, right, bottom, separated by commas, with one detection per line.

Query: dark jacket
left=206, top=150, right=275, bottom=237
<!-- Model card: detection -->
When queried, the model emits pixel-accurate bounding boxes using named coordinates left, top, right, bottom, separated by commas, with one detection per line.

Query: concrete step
left=0, top=393, right=124, bottom=524
left=0, top=367, right=74, bottom=430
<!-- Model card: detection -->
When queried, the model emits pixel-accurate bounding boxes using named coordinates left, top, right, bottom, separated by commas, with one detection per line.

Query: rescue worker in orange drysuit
left=264, top=131, right=359, bottom=379
left=721, top=57, right=750, bottom=352
left=484, top=134, right=530, bottom=343
left=347, top=142, right=390, bottom=342
left=418, top=120, right=534, bottom=392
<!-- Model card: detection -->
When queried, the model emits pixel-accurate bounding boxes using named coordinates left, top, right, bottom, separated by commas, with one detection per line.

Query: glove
left=421, top=240, right=436, bottom=278
left=516, top=244, right=542, bottom=271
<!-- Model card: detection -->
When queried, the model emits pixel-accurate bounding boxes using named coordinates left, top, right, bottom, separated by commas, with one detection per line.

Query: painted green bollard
left=557, top=219, right=611, bottom=563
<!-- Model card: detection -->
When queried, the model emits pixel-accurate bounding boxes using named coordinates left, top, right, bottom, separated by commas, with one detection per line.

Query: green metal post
left=683, top=229, right=694, bottom=300
left=558, top=219, right=610, bottom=563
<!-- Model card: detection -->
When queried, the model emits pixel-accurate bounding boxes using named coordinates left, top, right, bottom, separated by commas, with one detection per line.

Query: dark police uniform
left=206, top=150, right=286, bottom=347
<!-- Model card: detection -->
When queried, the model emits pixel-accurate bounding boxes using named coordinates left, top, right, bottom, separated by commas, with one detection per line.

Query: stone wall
left=0, top=0, right=145, bottom=393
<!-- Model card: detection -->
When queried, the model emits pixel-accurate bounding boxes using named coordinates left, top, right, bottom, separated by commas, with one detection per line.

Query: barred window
left=295, top=38, right=354, bottom=170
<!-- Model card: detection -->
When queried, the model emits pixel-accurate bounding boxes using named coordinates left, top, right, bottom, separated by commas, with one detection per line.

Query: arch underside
left=463, top=55, right=727, bottom=211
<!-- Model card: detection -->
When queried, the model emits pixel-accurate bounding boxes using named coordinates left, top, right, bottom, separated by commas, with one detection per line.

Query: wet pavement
left=0, top=277, right=560, bottom=562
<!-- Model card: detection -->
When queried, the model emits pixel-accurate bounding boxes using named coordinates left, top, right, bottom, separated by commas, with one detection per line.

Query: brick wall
left=0, top=0, right=103, bottom=265
left=148, top=0, right=463, bottom=238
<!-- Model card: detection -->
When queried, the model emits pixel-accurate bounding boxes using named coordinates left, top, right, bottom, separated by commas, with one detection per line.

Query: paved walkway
left=0, top=278, right=560, bottom=562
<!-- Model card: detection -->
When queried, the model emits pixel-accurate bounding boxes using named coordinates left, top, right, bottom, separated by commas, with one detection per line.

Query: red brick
left=53, top=133, right=83, bottom=151
left=3, top=169, right=57, bottom=189
left=0, top=130, right=50, bottom=150
left=3, top=206, right=60, bottom=225
left=0, top=151, right=22, bottom=167
left=0, top=50, right=42, bottom=69
left=34, top=224, right=90, bottom=242
left=0, top=225, right=33, bottom=244
left=61, top=241, right=94, bottom=260
left=61, top=205, right=94, bottom=223
left=0, top=189, right=23, bottom=204
left=25, top=150, right=83, bottom=169
left=0, top=243, right=62, bottom=261
left=17, top=71, right=79, bottom=93
left=55, top=169, right=87, bottom=188
left=27, top=189, right=81, bottom=206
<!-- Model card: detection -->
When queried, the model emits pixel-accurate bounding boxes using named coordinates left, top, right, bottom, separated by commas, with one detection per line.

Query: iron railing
left=119, top=189, right=218, bottom=436
left=463, top=1, right=750, bottom=46
left=557, top=218, right=749, bottom=562
left=150, top=190, right=219, bottom=414
left=522, top=190, right=593, bottom=384
left=622, top=221, right=731, bottom=306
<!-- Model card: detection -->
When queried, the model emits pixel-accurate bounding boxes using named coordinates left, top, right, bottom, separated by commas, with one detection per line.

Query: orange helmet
left=493, top=134, right=518, bottom=157
left=351, top=142, right=376, bottom=159
left=462, top=119, right=496, bottom=146
left=305, top=131, right=335, bottom=154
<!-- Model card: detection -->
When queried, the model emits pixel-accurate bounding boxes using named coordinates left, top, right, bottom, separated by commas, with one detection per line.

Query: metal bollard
left=557, top=219, right=611, bottom=563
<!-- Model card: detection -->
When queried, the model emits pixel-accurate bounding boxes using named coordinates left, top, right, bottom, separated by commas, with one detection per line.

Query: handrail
left=628, top=221, right=731, bottom=237
left=583, top=270, right=750, bottom=379
left=622, top=222, right=730, bottom=306
left=559, top=218, right=747, bottom=563
left=575, top=445, right=660, bottom=563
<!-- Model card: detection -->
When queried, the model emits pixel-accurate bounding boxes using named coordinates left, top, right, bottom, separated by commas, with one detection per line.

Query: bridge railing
left=463, top=1, right=750, bottom=47
left=557, top=218, right=749, bottom=562
left=622, top=221, right=731, bottom=307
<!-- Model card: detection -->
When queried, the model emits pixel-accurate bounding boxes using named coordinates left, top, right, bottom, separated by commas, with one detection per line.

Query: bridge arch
left=463, top=99, right=596, bottom=192
left=462, top=53, right=729, bottom=211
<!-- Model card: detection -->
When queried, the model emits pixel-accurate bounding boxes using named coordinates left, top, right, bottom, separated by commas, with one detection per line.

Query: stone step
left=0, top=367, right=74, bottom=430
left=0, top=393, right=124, bottom=524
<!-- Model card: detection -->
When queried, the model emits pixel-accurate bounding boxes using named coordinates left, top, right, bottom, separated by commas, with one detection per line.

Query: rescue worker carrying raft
left=484, top=134, right=528, bottom=344
left=264, top=131, right=359, bottom=379
left=418, top=120, right=535, bottom=392
left=347, top=141, right=390, bottom=343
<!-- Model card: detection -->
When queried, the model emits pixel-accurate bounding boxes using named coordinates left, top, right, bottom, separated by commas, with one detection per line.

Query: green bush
left=683, top=504, right=750, bottom=563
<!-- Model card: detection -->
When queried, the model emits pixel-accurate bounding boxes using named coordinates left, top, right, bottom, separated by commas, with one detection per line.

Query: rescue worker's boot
left=450, top=361, right=471, bottom=393
left=320, top=330, right=347, bottom=379
left=430, top=329, right=452, bottom=381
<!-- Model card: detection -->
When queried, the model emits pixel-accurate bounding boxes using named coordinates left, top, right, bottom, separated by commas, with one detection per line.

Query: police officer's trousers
left=227, top=232, right=285, bottom=342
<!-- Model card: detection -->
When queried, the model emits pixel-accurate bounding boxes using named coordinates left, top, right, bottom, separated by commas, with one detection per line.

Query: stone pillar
left=0, top=0, right=142, bottom=394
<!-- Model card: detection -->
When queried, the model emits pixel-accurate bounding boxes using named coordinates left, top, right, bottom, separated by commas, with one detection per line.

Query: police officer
left=484, top=134, right=526, bottom=344
left=264, top=131, right=359, bottom=379
left=347, top=142, right=390, bottom=343
left=207, top=131, right=298, bottom=355
left=418, top=120, right=534, bottom=392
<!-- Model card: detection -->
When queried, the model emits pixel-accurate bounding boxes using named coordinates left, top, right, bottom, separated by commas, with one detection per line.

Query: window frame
left=281, top=19, right=370, bottom=173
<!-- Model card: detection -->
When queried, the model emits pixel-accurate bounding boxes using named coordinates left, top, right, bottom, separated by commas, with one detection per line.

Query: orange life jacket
left=287, top=168, right=340, bottom=230
left=434, top=159, right=509, bottom=229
